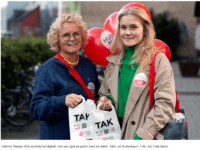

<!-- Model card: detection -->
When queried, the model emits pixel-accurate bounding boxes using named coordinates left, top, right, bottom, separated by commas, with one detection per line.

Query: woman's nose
left=69, top=34, right=76, bottom=41
left=125, top=29, right=131, bottom=35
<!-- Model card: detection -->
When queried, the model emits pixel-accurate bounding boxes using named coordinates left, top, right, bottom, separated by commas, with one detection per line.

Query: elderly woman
left=98, top=6, right=176, bottom=140
left=30, top=12, right=99, bottom=139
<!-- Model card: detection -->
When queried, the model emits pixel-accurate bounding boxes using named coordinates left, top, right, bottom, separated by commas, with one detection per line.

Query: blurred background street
left=1, top=1, right=200, bottom=140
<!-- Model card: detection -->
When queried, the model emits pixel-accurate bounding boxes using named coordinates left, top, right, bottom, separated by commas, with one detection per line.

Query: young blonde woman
left=98, top=7, right=176, bottom=140
left=30, top=12, right=99, bottom=139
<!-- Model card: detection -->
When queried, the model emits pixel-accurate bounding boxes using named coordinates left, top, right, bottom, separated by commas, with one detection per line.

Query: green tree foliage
left=151, top=9, right=181, bottom=60
left=64, top=1, right=80, bottom=13
left=1, top=36, right=56, bottom=91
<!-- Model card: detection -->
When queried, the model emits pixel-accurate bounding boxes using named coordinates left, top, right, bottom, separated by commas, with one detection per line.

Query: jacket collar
left=106, top=51, right=123, bottom=65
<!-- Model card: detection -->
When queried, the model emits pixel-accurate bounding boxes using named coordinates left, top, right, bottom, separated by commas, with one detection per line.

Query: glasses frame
left=59, top=31, right=82, bottom=41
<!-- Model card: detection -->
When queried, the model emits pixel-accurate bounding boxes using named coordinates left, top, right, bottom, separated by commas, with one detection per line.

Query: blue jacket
left=30, top=55, right=99, bottom=139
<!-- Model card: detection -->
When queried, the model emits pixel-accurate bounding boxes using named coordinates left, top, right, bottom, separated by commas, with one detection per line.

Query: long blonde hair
left=111, top=7, right=157, bottom=72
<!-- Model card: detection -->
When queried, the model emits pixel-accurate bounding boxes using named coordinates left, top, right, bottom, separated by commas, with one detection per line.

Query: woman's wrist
left=100, top=94, right=114, bottom=105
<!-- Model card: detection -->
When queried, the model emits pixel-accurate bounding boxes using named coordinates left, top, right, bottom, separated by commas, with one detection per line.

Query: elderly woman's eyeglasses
left=59, top=31, right=81, bottom=41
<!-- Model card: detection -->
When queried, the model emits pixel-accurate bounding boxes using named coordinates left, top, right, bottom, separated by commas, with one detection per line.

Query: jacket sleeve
left=98, top=64, right=113, bottom=103
left=30, top=67, right=66, bottom=121
left=136, top=53, right=176, bottom=140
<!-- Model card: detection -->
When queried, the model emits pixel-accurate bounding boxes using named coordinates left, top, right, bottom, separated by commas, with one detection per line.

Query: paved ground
left=1, top=120, right=40, bottom=140
left=1, top=61, right=200, bottom=140
left=171, top=62, right=200, bottom=140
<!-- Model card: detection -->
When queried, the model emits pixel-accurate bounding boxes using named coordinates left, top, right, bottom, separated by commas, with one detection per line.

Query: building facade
left=8, top=6, right=40, bottom=37
left=2, top=1, right=197, bottom=58
left=4, top=1, right=58, bottom=37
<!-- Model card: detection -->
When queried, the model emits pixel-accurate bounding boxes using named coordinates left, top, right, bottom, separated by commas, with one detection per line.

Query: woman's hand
left=65, top=94, right=82, bottom=108
left=99, top=96, right=112, bottom=111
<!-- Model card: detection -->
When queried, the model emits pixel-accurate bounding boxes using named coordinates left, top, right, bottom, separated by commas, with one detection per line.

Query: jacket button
left=131, top=121, right=135, bottom=125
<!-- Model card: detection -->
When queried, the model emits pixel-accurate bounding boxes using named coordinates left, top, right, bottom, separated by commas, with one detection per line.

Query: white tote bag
left=90, top=104, right=121, bottom=140
left=68, top=96, right=96, bottom=140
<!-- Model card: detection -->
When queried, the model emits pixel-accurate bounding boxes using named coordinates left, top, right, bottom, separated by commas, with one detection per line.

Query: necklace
left=60, top=53, right=79, bottom=67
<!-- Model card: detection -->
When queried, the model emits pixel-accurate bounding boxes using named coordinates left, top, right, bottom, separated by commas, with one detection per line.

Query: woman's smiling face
left=119, top=14, right=144, bottom=47
left=59, top=22, right=82, bottom=55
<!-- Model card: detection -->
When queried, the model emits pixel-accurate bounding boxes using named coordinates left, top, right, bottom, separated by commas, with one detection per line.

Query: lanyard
left=54, top=54, right=96, bottom=105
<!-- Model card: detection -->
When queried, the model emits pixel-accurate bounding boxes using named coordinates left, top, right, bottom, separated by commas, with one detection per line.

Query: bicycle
left=1, top=68, right=35, bottom=132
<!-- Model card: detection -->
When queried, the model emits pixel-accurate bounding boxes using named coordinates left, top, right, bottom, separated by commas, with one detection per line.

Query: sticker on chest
left=87, top=82, right=95, bottom=95
left=134, top=73, right=148, bottom=87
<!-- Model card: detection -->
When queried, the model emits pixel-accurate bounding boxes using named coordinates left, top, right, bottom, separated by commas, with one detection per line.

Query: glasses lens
left=73, top=32, right=81, bottom=39
left=61, top=31, right=81, bottom=41
left=62, top=33, right=70, bottom=41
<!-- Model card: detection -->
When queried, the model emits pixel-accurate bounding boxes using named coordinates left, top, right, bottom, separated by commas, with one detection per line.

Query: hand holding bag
left=68, top=97, right=96, bottom=140
left=89, top=104, right=121, bottom=140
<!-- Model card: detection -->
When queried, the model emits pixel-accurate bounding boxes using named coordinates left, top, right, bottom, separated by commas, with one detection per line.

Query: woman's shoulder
left=35, top=57, right=65, bottom=80
left=39, top=57, right=54, bottom=67
left=155, top=52, right=169, bottom=63
left=106, top=51, right=122, bottom=63
left=42, top=56, right=63, bottom=67
left=154, top=52, right=171, bottom=71
left=38, top=57, right=62, bottom=73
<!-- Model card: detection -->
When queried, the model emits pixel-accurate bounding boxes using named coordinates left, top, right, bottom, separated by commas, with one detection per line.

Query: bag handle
left=54, top=54, right=96, bottom=105
left=149, top=51, right=180, bottom=112
left=96, top=103, right=115, bottom=113
left=72, top=96, right=86, bottom=108
left=80, top=96, right=86, bottom=104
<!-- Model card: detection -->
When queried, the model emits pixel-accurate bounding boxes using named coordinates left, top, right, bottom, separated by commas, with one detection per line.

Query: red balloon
left=83, top=28, right=113, bottom=67
left=154, top=39, right=171, bottom=61
left=120, top=2, right=151, bottom=20
left=104, top=11, right=118, bottom=35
